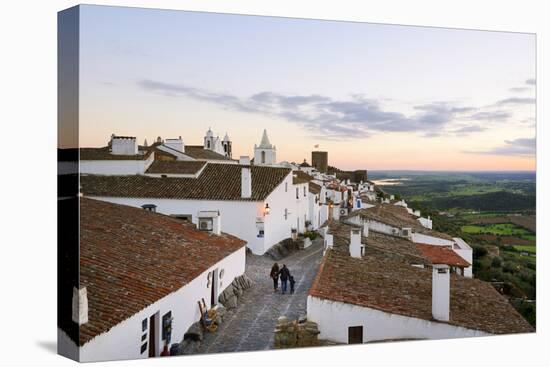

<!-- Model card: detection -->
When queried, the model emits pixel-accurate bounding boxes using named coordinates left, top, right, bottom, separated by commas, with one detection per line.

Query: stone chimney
left=72, top=286, right=88, bottom=325
left=349, top=228, right=363, bottom=258
left=432, top=264, right=450, bottom=322
left=164, top=136, right=185, bottom=152
left=239, top=155, right=251, bottom=165
left=111, top=136, right=138, bottom=155
left=241, top=167, right=252, bottom=198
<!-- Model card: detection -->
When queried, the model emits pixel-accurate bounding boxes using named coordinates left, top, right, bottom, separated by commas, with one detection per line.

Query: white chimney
left=239, top=155, right=251, bottom=165
left=349, top=229, right=363, bottom=258
left=363, top=223, right=369, bottom=237
left=241, top=167, right=252, bottom=198
left=72, top=286, right=88, bottom=325
left=164, top=136, right=185, bottom=152
left=432, top=264, right=450, bottom=322
left=111, top=136, right=138, bottom=155
left=324, top=234, right=334, bottom=254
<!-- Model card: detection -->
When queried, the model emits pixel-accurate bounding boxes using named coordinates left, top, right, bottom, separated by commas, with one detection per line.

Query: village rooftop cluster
left=58, top=128, right=533, bottom=361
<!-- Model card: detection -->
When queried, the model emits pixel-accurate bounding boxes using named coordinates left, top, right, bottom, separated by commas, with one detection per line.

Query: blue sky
left=73, top=5, right=536, bottom=170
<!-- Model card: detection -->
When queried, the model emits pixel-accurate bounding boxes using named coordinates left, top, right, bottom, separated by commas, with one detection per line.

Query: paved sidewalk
left=196, top=238, right=324, bottom=354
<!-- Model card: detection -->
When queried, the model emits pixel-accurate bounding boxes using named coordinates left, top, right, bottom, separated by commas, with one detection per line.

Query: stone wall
left=218, top=274, right=253, bottom=309
left=273, top=316, right=321, bottom=348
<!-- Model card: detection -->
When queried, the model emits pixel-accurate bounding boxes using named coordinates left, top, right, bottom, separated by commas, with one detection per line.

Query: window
left=304, top=186, right=307, bottom=197
left=207, top=140, right=210, bottom=149
left=198, top=218, right=213, bottom=231
left=296, top=187, right=299, bottom=199
left=284, top=208, right=288, bottom=220
left=261, top=150, right=266, bottom=164
left=285, top=182, right=288, bottom=192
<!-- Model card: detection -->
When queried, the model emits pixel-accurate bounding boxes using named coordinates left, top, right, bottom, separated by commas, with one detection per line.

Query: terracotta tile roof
left=58, top=147, right=153, bottom=161
left=309, top=250, right=533, bottom=335
left=184, top=145, right=234, bottom=161
left=145, top=160, right=207, bottom=175
left=81, top=164, right=291, bottom=202
left=69, top=198, right=246, bottom=346
left=327, top=221, right=429, bottom=265
left=347, top=204, right=453, bottom=240
left=293, top=171, right=313, bottom=185
left=416, top=244, right=470, bottom=267
left=309, top=182, right=322, bottom=195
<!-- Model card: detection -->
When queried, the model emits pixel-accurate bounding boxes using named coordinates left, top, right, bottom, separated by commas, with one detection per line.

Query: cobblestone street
left=196, top=238, right=324, bottom=354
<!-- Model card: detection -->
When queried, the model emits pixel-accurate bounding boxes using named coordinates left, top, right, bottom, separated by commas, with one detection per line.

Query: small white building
left=307, top=229, right=533, bottom=344
left=58, top=198, right=247, bottom=362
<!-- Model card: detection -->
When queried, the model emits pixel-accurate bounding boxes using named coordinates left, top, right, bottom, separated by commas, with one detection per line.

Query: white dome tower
left=222, top=132, right=232, bottom=158
left=204, top=127, right=214, bottom=150
left=254, top=129, right=276, bottom=166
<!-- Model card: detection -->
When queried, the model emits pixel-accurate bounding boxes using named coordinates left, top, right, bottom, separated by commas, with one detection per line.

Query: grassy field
left=461, top=223, right=536, bottom=241
left=513, top=245, right=536, bottom=254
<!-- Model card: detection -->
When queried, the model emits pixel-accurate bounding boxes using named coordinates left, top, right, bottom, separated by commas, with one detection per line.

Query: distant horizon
left=60, top=5, right=536, bottom=171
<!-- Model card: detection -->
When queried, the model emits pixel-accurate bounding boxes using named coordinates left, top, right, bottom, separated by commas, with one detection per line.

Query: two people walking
left=270, top=263, right=296, bottom=294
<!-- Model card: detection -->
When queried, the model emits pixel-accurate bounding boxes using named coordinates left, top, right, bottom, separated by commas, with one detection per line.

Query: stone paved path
left=196, top=238, right=324, bottom=354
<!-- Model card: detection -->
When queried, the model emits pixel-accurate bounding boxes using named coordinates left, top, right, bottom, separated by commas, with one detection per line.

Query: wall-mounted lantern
left=264, top=203, right=271, bottom=215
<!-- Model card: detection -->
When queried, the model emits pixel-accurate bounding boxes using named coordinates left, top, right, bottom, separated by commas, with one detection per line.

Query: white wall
left=293, top=183, right=309, bottom=233
left=80, top=152, right=154, bottom=175
left=307, top=296, right=490, bottom=344
left=88, top=196, right=265, bottom=254
left=418, top=217, right=433, bottom=229
left=262, top=172, right=300, bottom=252
left=412, top=232, right=455, bottom=247
left=74, top=247, right=245, bottom=362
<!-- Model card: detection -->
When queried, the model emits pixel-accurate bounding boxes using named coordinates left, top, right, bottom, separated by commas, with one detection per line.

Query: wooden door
left=149, top=315, right=156, bottom=357
left=348, top=326, right=363, bottom=344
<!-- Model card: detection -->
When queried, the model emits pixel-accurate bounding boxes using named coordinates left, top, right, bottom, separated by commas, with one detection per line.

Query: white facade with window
left=59, top=247, right=246, bottom=362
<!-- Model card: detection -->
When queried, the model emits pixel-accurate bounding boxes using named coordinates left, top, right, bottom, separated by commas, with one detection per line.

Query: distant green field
left=513, top=245, right=536, bottom=254
left=461, top=223, right=536, bottom=241
left=461, top=212, right=507, bottom=219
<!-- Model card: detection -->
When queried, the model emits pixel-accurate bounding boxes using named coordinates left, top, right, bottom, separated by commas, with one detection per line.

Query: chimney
left=72, top=286, right=88, bottom=325
left=324, top=234, right=334, bottom=254
left=363, top=223, right=369, bottom=237
left=432, top=264, right=450, bottom=322
left=164, top=136, right=185, bottom=152
left=111, top=136, right=138, bottom=155
left=241, top=167, right=252, bottom=198
left=349, top=228, right=363, bottom=258
left=212, top=212, right=221, bottom=235
left=239, top=155, right=251, bottom=165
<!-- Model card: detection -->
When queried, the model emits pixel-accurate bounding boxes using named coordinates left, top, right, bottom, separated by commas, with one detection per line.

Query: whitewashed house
left=80, top=159, right=301, bottom=255
left=58, top=198, right=247, bottom=362
left=307, top=226, right=533, bottom=344
left=292, top=171, right=311, bottom=234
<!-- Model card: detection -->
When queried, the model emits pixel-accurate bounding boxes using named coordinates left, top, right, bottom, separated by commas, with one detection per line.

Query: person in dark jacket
left=278, top=264, right=291, bottom=294
left=270, top=263, right=280, bottom=292
left=289, top=275, right=296, bottom=294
